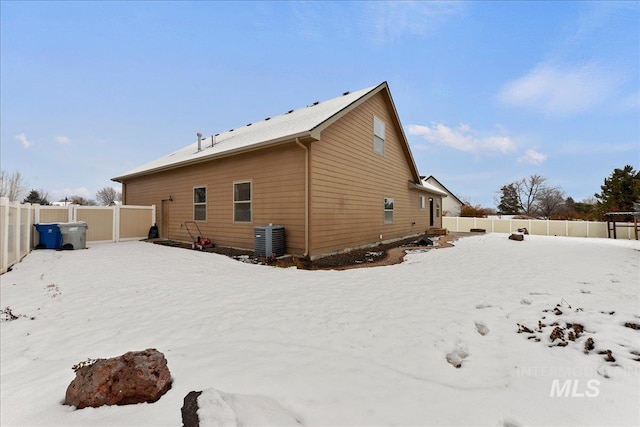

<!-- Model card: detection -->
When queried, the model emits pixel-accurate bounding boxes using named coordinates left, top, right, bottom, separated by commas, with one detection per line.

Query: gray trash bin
left=58, top=221, right=88, bottom=249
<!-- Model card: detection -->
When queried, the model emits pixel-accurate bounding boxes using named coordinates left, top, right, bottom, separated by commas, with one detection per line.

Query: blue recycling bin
left=34, top=223, right=62, bottom=249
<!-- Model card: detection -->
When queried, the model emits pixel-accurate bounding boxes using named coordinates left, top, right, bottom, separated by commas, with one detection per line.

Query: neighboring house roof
left=422, top=175, right=463, bottom=205
left=113, top=82, right=425, bottom=185
left=414, top=180, right=448, bottom=197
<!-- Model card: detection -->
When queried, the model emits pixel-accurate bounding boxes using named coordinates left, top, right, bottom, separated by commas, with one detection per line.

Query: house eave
left=112, top=131, right=315, bottom=182
left=408, top=181, right=448, bottom=197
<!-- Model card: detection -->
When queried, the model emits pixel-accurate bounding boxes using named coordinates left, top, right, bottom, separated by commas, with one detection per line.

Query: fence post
left=113, top=204, right=120, bottom=242
left=14, top=202, right=21, bottom=265
left=0, top=197, right=9, bottom=274
left=29, top=203, right=34, bottom=251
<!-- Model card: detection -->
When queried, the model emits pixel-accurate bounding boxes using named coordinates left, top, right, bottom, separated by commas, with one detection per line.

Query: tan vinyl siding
left=123, top=144, right=306, bottom=253
left=309, top=92, right=428, bottom=256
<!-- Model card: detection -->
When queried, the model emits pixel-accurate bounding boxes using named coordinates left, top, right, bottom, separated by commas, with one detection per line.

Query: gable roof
left=113, top=82, right=422, bottom=183
left=423, top=175, right=464, bottom=205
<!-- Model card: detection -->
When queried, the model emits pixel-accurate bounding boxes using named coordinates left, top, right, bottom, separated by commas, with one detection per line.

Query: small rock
left=509, top=233, right=524, bottom=241
left=64, top=348, right=171, bottom=409
left=517, top=323, right=533, bottom=334
left=550, top=326, right=564, bottom=342
left=182, top=391, right=202, bottom=427
left=604, top=349, right=616, bottom=362
left=584, top=337, right=595, bottom=354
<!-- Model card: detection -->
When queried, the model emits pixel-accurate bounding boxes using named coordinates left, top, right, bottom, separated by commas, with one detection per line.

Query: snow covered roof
left=417, top=179, right=448, bottom=197
left=422, top=176, right=460, bottom=201
left=113, top=83, right=386, bottom=181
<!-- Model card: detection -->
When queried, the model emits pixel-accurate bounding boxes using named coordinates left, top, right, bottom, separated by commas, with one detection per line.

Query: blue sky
left=1, top=1, right=638, bottom=207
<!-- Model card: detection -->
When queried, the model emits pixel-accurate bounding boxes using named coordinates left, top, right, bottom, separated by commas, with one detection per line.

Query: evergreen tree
left=497, top=183, right=520, bottom=215
left=594, top=165, right=640, bottom=216
left=22, top=189, right=50, bottom=205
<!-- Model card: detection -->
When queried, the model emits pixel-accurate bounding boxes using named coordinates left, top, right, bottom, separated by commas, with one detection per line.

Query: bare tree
left=0, top=169, right=27, bottom=201
left=67, top=195, right=97, bottom=206
left=514, top=174, right=547, bottom=216
left=96, top=187, right=122, bottom=206
left=535, top=186, right=566, bottom=219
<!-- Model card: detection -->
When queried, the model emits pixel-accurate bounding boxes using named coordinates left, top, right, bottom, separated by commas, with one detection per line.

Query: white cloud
left=498, top=63, right=621, bottom=115
left=55, top=135, right=71, bottom=144
left=368, top=1, right=463, bottom=42
left=518, top=149, right=548, bottom=165
left=15, top=133, right=31, bottom=149
left=407, top=123, right=516, bottom=154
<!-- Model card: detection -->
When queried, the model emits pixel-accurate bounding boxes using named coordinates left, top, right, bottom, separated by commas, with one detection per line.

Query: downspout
left=295, top=137, right=310, bottom=257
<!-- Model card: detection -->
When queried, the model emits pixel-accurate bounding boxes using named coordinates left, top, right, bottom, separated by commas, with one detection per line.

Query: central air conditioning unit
left=254, top=224, right=285, bottom=257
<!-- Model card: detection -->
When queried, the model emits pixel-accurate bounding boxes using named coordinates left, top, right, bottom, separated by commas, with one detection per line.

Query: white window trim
left=233, top=180, right=252, bottom=223
left=193, top=186, right=207, bottom=222
left=420, top=195, right=426, bottom=210
left=384, top=197, right=394, bottom=224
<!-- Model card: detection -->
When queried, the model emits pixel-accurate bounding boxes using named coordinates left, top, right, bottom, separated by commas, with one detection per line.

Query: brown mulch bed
left=150, top=232, right=469, bottom=270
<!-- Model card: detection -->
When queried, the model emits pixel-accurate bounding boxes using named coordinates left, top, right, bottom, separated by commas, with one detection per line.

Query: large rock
left=64, top=348, right=172, bottom=409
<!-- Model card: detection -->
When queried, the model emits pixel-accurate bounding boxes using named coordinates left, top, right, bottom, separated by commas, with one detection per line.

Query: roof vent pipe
left=197, top=132, right=203, bottom=152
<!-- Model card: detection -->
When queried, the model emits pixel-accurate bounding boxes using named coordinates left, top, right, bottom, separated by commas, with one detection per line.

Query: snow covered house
left=422, top=175, right=464, bottom=217
left=112, top=82, right=446, bottom=259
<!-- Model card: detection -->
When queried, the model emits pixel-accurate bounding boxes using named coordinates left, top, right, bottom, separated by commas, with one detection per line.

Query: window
left=420, top=195, right=426, bottom=210
left=193, top=187, right=207, bottom=221
left=436, top=200, right=441, bottom=218
left=384, top=198, right=394, bottom=224
left=234, top=181, right=252, bottom=222
left=373, top=116, right=385, bottom=155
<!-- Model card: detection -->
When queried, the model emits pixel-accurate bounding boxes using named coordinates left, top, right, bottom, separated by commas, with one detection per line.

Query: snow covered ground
left=1, top=233, right=639, bottom=426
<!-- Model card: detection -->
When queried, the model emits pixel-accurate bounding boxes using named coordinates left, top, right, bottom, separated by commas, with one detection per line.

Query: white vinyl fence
left=1, top=197, right=156, bottom=274
left=442, top=216, right=637, bottom=239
